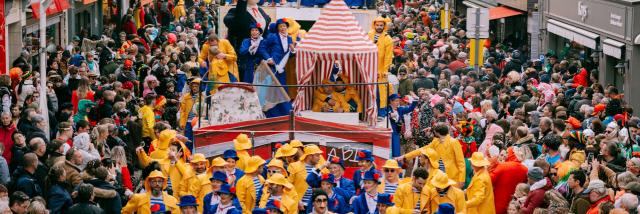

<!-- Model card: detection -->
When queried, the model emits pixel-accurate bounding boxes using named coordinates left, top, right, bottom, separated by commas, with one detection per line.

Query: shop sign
left=610, top=13, right=623, bottom=27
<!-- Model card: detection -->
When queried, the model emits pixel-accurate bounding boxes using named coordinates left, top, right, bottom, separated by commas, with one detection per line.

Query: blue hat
left=356, top=150, right=374, bottom=161
left=210, top=171, right=228, bottom=183
left=275, top=18, right=290, bottom=28
left=320, top=173, right=336, bottom=185
left=252, top=208, right=268, bottom=214
left=217, top=184, right=236, bottom=196
left=388, top=94, right=400, bottom=101
left=177, top=195, right=199, bottom=207
left=363, top=170, right=381, bottom=184
left=328, top=156, right=345, bottom=169
left=377, top=193, right=394, bottom=206
left=268, top=23, right=278, bottom=34
left=266, top=200, right=283, bottom=213
left=223, top=149, right=239, bottom=161
left=435, top=203, right=455, bottom=214
left=249, top=23, right=264, bottom=34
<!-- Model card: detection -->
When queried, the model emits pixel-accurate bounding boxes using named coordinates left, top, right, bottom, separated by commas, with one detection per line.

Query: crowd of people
left=1, top=0, right=639, bottom=212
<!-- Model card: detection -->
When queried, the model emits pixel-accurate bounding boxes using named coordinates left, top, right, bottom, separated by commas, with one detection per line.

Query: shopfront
left=67, top=0, right=103, bottom=40
left=542, top=0, right=640, bottom=112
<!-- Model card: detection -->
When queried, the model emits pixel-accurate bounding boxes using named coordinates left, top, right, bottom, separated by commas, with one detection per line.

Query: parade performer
left=393, top=167, right=429, bottom=213
left=465, top=152, right=496, bottom=214
left=122, top=170, right=180, bottom=214
left=234, top=134, right=253, bottom=171
left=258, top=173, right=298, bottom=213
left=199, top=34, right=239, bottom=93
left=377, top=193, right=401, bottom=214
left=137, top=130, right=191, bottom=198
left=223, top=149, right=246, bottom=187
left=209, top=184, right=242, bottom=214
left=239, top=23, right=265, bottom=84
left=312, top=79, right=350, bottom=113
left=260, top=18, right=294, bottom=90
left=423, top=170, right=466, bottom=213
left=352, top=170, right=382, bottom=214
left=178, top=195, right=199, bottom=214
left=328, top=157, right=355, bottom=200
left=313, top=173, right=349, bottom=214
left=183, top=153, right=213, bottom=210
left=379, top=159, right=406, bottom=195
left=237, top=156, right=266, bottom=213
left=224, top=0, right=271, bottom=50
left=178, top=78, right=205, bottom=147
left=368, top=17, right=393, bottom=117
left=295, top=145, right=327, bottom=212
left=387, top=94, right=418, bottom=157
left=353, top=150, right=379, bottom=195
left=334, top=74, right=362, bottom=113
left=203, top=172, right=244, bottom=214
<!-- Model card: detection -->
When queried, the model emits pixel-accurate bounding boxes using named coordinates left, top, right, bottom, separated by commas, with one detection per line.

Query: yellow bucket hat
left=266, top=159, right=288, bottom=177
left=234, top=134, right=252, bottom=151
left=431, top=170, right=457, bottom=189
left=421, top=148, right=440, bottom=169
left=157, top=130, right=177, bottom=150
left=382, top=159, right=401, bottom=169
left=145, top=170, right=168, bottom=189
left=266, top=173, right=293, bottom=189
left=275, top=144, right=297, bottom=158
left=245, top=156, right=266, bottom=174
left=302, top=145, right=323, bottom=160
left=211, top=157, right=228, bottom=167
left=191, top=153, right=208, bottom=164
left=289, top=140, right=304, bottom=148
left=469, top=152, right=490, bottom=167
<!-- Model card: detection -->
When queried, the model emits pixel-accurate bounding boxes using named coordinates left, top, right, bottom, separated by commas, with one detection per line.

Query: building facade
left=541, top=0, right=640, bottom=111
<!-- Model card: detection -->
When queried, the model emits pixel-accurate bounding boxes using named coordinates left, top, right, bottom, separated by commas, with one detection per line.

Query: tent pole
left=289, top=110, right=295, bottom=141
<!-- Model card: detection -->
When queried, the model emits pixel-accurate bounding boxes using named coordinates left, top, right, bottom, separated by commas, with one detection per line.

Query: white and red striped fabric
left=293, top=0, right=379, bottom=125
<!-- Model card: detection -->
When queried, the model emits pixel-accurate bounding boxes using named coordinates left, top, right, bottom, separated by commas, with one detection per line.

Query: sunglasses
left=384, top=169, right=395, bottom=173
left=267, top=170, right=279, bottom=174
left=314, top=198, right=328, bottom=203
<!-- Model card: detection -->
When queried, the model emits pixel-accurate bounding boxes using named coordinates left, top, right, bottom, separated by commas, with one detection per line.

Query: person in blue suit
left=352, top=150, right=379, bottom=195
left=204, top=172, right=243, bottom=214
left=239, top=23, right=266, bottom=84
left=209, top=184, right=242, bottom=214
left=328, top=157, right=355, bottom=200
left=307, top=173, right=349, bottom=214
left=178, top=195, right=200, bottom=214
left=386, top=94, right=418, bottom=157
left=223, top=149, right=245, bottom=186
left=352, top=170, right=382, bottom=214
left=259, top=18, right=294, bottom=117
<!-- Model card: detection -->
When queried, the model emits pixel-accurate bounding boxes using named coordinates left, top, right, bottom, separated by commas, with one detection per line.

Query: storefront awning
left=489, top=6, right=523, bottom=20
left=547, top=19, right=599, bottom=49
left=31, top=0, right=70, bottom=19
left=603, top=39, right=625, bottom=59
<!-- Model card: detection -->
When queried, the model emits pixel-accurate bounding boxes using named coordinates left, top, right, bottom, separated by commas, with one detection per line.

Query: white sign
left=610, top=13, right=623, bottom=27
left=466, top=8, right=490, bottom=39
left=578, top=1, right=588, bottom=22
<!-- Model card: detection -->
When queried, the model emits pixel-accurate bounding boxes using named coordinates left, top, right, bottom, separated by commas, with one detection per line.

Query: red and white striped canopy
left=294, top=0, right=379, bottom=125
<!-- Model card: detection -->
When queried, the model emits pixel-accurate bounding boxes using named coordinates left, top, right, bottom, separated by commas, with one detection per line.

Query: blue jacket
left=14, top=168, right=42, bottom=197
left=176, top=72, right=187, bottom=94
left=239, top=38, right=265, bottom=84
left=203, top=193, right=243, bottom=214
left=47, top=184, right=73, bottom=214
left=387, top=101, right=418, bottom=133
left=259, top=33, right=293, bottom=67
left=335, top=177, right=355, bottom=200
left=306, top=190, right=349, bottom=214
left=352, top=193, right=377, bottom=214
left=352, top=168, right=379, bottom=195
left=208, top=203, right=241, bottom=214
left=300, top=0, right=329, bottom=7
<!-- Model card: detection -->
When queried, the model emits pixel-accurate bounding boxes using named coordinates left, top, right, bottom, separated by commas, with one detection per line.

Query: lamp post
left=38, top=0, right=51, bottom=139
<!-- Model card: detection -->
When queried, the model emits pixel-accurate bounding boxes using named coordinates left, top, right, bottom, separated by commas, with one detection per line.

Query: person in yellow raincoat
left=122, top=170, right=180, bottom=214
left=334, top=74, right=362, bottom=113
left=236, top=156, right=266, bottom=214
left=398, top=124, right=466, bottom=186
left=137, top=130, right=191, bottom=198
left=312, top=79, right=350, bottom=113
left=465, top=152, right=495, bottom=214
left=199, top=34, right=238, bottom=93
left=283, top=17, right=307, bottom=97
left=206, top=46, right=231, bottom=92
left=367, top=16, right=393, bottom=115
left=423, top=170, right=466, bottom=214
left=234, top=133, right=252, bottom=171
left=420, top=148, right=441, bottom=183
left=182, top=153, right=216, bottom=210
left=178, top=78, right=205, bottom=146
left=266, top=159, right=288, bottom=179
left=140, top=93, right=157, bottom=140
left=172, top=0, right=186, bottom=22
left=393, top=167, right=429, bottom=213
left=288, top=145, right=329, bottom=209
left=258, top=173, right=299, bottom=214
left=379, top=159, right=410, bottom=195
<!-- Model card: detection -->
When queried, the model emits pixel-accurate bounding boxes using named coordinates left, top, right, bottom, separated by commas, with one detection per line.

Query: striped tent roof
left=295, top=0, right=378, bottom=54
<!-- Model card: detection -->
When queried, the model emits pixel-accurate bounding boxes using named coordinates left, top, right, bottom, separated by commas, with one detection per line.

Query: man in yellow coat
left=312, top=80, right=350, bottom=113
left=236, top=156, right=266, bottom=214
left=398, top=124, right=466, bottom=186
left=234, top=133, right=252, bottom=171
left=137, top=130, right=191, bottom=198
left=258, top=173, right=299, bottom=213
left=199, top=34, right=239, bottom=93
left=178, top=78, right=205, bottom=145
left=423, top=170, right=466, bottom=214
left=393, top=167, right=430, bottom=213
left=122, top=170, right=180, bottom=214
left=367, top=16, right=393, bottom=114
left=182, top=153, right=213, bottom=211
left=465, top=152, right=495, bottom=214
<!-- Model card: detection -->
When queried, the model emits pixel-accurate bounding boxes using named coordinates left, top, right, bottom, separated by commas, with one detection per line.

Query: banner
left=0, top=1, right=5, bottom=75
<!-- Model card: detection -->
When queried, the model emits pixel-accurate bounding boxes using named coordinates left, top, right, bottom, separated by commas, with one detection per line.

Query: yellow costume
left=199, top=39, right=238, bottom=93
left=336, top=74, right=362, bottom=113
left=137, top=130, right=191, bottom=198
left=258, top=173, right=299, bottom=214
left=181, top=153, right=211, bottom=211
left=423, top=171, right=466, bottom=214
left=465, top=153, right=495, bottom=214
left=368, top=17, right=393, bottom=109
left=139, top=105, right=155, bottom=140
left=121, top=170, right=180, bottom=214
left=404, top=135, right=466, bottom=183
left=236, top=156, right=266, bottom=214
left=172, top=0, right=186, bottom=22
left=234, top=134, right=252, bottom=171
left=312, top=80, right=350, bottom=112
left=287, top=160, right=307, bottom=201
left=393, top=181, right=430, bottom=213
left=178, top=80, right=205, bottom=129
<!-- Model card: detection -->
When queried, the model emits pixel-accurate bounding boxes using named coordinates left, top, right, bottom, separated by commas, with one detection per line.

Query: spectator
left=66, top=184, right=105, bottom=214
left=13, top=153, right=42, bottom=198
left=520, top=167, right=552, bottom=214
left=9, top=191, right=29, bottom=214
left=45, top=164, right=72, bottom=214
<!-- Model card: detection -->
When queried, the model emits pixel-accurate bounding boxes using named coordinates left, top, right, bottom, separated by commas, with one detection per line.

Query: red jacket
left=0, top=124, right=16, bottom=164
left=573, top=68, right=589, bottom=88
left=521, top=178, right=552, bottom=214
left=448, top=60, right=466, bottom=73
left=490, top=161, right=528, bottom=214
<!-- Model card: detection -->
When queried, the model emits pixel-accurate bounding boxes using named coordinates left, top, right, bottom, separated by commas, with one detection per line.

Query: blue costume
left=352, top=150, right=379, bottom=195
left=352, top=171, right=382, bottom=214
left=344, top=0, right=374, bottom=9
left=223, top=149, right=246, bottom=186
left=204, top=184, right=243, bottom=214
left=306, top=189, right=349, bottom=214
left=387, top=94, right=418, bottom=157
left=239, top=23, right=265, bottom=84
left=259, top=19, right=293, bottom=118
left=328, top=157, right=356, bottom=200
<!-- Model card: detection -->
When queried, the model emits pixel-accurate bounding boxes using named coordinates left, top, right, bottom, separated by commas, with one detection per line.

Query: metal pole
left=386, top=82, right=389, bottom=129
left=474, top=8, right=481, bottom=74
left=444, top=3, right=450, bottom=34
left=289, top=110, right=294, bottom=140
left=39, top=0, right=50, bottom=139
left=250, top=131, right=255, bottom=155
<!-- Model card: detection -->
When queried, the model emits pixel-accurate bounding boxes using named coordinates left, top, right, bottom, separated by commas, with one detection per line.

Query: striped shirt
left=253, top=176, right=263, bottom=206
left=302, top=164, right=317, bottom=204
left=384, top=181, right=398, bottom=194
left=150, top=195, right=166, bottom=212
left=413, top=188, right=421, bottom=211
left=438, top=159, right=445, bottom=172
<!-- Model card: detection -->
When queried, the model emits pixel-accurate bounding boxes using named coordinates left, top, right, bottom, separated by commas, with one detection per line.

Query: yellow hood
left=370, top=16, right=389, bottom=32
left=285, top=17, right=306, bottom=39
left=144, top=170, right=168, bottom=192
left=158, top=130, right=177, bottom=150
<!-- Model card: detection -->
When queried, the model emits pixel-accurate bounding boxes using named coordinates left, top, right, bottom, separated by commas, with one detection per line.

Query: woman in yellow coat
left=465, top=152, right=495, bottom=214
left=236, top=156, right=266, bottom=214
left=122, top=170, right=180, bottom=214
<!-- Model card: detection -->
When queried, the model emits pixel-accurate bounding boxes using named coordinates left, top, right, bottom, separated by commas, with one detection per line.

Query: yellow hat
left=211, top=157, right=228, bottom=167
left=289, top=140, right=304, bottom=148
left=266, top=173, right=293, bottom=189
left=191, top=153, right=208, bottom=163
left=245, top=156, right=266, bottom=173
left=145, top=170, right=168, bottom=190
left=190, top=78, right=202, bottom=84
left=157, top=130, right=177, bottom=150
left=275, top=144, right=297, bottom=158
left=431, top=170, right=457, bottom=189
left=469, top=152, right=490, bottom=167
left=382, top=159, right=401, bottom=169
left=421, top=148, right=440, bottom=169
left=234, top=134, right=252, bottom=151
left=266, top=159, right=288, bottom=177
left=302, top=145, right=323, bottom=160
